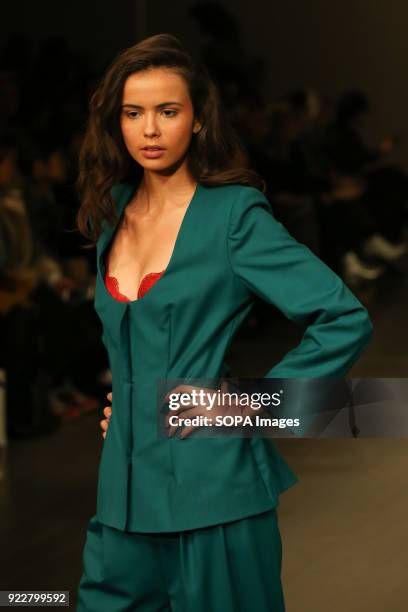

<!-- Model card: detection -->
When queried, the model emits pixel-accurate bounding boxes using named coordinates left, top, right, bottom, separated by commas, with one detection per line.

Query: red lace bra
left=105, top=254, right=165, bottom=302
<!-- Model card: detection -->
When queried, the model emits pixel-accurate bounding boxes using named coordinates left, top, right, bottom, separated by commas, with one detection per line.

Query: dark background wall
left=146, top=0, right=408, bottom=170
left=1, top=0, right=137, bottom=71
left=2, top=0, right=408, bottom=167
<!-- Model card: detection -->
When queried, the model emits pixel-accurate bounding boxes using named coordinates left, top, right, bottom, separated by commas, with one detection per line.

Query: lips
left=140, top=147, right=166, bottom=159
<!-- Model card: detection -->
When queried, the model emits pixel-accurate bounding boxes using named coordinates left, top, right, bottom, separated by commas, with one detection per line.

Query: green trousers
left=76, top=508, right=285, bottom=611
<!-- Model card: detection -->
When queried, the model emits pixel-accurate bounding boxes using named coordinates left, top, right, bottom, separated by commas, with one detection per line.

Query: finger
left=106, top=392, right=112, bottom=402
left=165, top=387, right=211, bottom=418
left=164, top=400, right=193, bottom=424
left=165, top=403, right=193, bottom=428
left=166, top=406, right=207, bottom=436
left=180, top=424, right=198, bottom=439
left=173, top=385, right=216, bottom=409
left=162, top=385, right=182, bottom=403
left=164, top=405, right=203, bottom=429
left=103, top=406, right=112, bottom=418
left=103, top=432, right=106, bottom=439
left=177, top=403, right=214, bottom=438
left=163, top=384, right=196, bottom=403
left=100, top=419, right=108, bottom=431
left=167, top=419, right=183, bottom=437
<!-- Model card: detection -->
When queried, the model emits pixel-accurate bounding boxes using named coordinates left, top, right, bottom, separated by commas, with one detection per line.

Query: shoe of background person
left=341, top=251, right=385, bottom=283
left=49, top=391, right=82, bottom=422
left=76, top=395, right=100, bottom=414
left=49, top=385, right=99, bottom=419
left=362, top=233, right=407, bottom=261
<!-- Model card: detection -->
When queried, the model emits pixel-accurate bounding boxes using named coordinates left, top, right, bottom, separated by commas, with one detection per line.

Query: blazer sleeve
left=227, top=186, right=373, bottom=379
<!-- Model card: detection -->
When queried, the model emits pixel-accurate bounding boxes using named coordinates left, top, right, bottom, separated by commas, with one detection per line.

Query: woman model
left=76, top=34, right=372, bottom=611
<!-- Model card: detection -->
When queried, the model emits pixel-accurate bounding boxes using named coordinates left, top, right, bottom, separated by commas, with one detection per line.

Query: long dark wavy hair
left=76, top=33, right=265, bottom=244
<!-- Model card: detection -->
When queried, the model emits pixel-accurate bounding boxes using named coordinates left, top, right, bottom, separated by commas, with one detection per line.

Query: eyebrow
left=121, top=102, right=184, bottom=109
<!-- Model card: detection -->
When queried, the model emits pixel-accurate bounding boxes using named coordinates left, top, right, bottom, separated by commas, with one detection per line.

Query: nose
left=143, top=112, right=160, bottom=138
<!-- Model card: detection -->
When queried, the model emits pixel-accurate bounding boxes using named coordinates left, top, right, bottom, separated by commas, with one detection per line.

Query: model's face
left=120, top=68, right=201, bottom=172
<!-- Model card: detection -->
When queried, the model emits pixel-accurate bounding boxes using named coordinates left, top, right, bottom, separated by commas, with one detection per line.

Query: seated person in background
left=323, top=88, right=407, bottom=271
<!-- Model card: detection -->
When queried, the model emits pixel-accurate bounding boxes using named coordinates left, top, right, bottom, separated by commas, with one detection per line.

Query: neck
left=129, top=163, right=197, bottom=216
left=142, top=163, right=195, bottom=194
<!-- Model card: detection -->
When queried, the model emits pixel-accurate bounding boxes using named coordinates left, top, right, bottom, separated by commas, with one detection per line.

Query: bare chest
left=105, top=205, right=188, bottom=301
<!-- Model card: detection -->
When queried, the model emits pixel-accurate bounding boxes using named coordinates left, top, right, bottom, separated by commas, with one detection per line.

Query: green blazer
left=94, top=181, right=372, bottom=532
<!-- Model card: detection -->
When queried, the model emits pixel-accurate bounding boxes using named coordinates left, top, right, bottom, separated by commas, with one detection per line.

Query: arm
left=228, top=186, right=372, bottom=378
left=227, top=187, right=373, bottom=432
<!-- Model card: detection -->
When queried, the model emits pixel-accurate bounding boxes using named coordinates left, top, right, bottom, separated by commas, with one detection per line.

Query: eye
left=125, top=111, right=140, bottom=119
left=161, top=109, right=178, bottom=118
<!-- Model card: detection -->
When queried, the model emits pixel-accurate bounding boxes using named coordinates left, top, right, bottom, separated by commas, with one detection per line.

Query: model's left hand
left=163, top=381, right=247, bottom=439
left=100, top=391, right=112, bottom=439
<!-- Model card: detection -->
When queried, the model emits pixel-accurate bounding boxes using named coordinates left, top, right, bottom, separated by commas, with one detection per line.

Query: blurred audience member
left=322, top=89, right=407, bottom=280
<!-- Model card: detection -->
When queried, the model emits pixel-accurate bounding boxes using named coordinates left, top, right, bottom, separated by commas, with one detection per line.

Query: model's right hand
left=101, top=391, right=112, bottom=439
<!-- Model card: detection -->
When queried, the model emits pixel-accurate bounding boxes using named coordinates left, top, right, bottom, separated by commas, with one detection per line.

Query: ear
left=193, top=118, right=202, bottom=134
